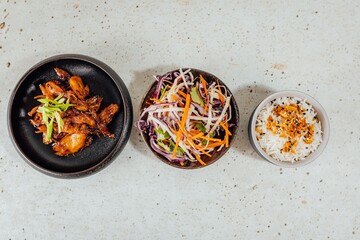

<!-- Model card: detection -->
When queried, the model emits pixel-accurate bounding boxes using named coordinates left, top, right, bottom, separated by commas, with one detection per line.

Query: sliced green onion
left=45, top=117, right=54, bottom=141
left=54, top=111, right=63, bottom=133
left=37, top=96, right=74, bottom=141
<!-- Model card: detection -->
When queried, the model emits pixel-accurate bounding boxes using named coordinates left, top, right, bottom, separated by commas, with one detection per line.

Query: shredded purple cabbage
left=153, top=73, right=171, bottom=99
left=191, top=102, right=205, bottom=115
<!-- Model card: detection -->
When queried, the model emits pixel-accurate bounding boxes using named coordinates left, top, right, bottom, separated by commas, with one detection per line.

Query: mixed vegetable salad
left=137, top=69, right=234, bottom=166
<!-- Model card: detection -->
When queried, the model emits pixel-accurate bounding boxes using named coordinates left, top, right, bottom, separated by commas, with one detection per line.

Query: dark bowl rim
left=7, top=53, right=133, bottom=178
left=138, top=67, right=240, bottom=170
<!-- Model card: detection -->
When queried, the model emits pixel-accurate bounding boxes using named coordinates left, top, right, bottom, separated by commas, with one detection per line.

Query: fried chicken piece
left=38, top=81, right=64, bottom=100
left=64, top=91, right=89, bottom=111
left=99, top=104, right=119, bottom=125
left=46, top=81, right=64, bottom=97
left=54, top=67, right=71, bottom=81
left=70, top=114, right=96, bottom=127
left=97, top=124, right=114, bottom=138
left=35, top=125, right=47, bottom=134
left=28, top=106, right=39, bottom=117
left=53, top=133, right=92, bottom=156
left=69, top=76, right=90, bottom=99
left=39, top=84, right=52, bottom=100
left=86, top=96, right=103, bottom=112
left=34, top=125, right=53, bottom=145
left=61, top=118, right=91, bottom=135
left=94, top=104, right=119, bottom=138
left=29, top=112, right=43, bottom=127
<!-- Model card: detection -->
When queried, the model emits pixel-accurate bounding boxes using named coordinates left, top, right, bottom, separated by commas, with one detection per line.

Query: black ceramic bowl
left=7, top=54, right=133, bottom=178
left=139, top=68, right=239, bottom=169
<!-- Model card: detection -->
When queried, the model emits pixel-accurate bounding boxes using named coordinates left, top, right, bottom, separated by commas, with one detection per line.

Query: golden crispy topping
left=267, top=103, right=315, bottom=154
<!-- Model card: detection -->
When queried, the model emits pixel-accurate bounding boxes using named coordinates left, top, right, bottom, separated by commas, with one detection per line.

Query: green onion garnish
left=37, top=94, right=74, bottom=141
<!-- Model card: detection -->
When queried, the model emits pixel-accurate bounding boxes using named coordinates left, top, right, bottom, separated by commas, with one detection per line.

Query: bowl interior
left=8, top=55, right=132, bottom=177
left=139, top=68, right=239, bottom=169
left=249, top=90, right=330, bottom=167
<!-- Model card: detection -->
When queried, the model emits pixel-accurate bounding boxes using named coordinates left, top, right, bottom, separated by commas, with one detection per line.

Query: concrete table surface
left=1, top=1, right=359, bottom=239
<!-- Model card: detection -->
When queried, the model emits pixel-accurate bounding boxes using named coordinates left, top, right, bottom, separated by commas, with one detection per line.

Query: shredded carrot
left=219, top=121, right=231, bottom=148
left=186, top=139, right=202, bottom=151
left=200, top=75, right=208, bottom=97
left=177, top=101, right=185, bottom=108
left=188, top=130, right=202, bottom=135
left=171, top=94, right=179, bottom=101
left=198, top=149, right=212, bottom=157
left=225, top=132, right=229, bottom=148
left=169, top=126, right=176, bottom=134
left=190, top=132, right=204, bottom=140
left=34, top=95, right=46, bottom=99
left=195, top=154, right=206, bottom=166
left=198, top=135, right=222, bottom=142
left=185, top=136, right=212, bottom=157
left=203, top=102, right=209, bottom=115
left=220, top=122, right=232, bottom=136
left=173, top=133, right=182, bottom=158
left=163, top=80, right=173, bottom=85
left=180, top=161, right=184, bottom=166
left=178, top=90, right=187, bottom=98
left=172, top=94, right=191, bottom=158
left=150, top=98, right=164, bottom=104
left=186, top=138, right=200, bottom=148
left=206, top=141, right=225, bottom=148
left=203, top=97, right=209, bottom=116
left=180, top=94, right=191, bottom=129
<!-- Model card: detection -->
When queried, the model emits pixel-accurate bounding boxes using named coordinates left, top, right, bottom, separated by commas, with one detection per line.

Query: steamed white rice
left=255, top=96, right=322, bottom=162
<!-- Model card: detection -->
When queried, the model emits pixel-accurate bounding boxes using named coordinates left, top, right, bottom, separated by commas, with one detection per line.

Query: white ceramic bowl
left=248, top=90, right=330, bottom=167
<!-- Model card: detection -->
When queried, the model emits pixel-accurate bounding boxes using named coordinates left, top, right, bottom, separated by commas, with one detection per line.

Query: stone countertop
left=0, top=1, right=359, bottom=239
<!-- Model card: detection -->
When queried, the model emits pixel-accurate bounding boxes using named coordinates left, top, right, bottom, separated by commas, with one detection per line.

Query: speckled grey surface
left=1, top=1, right=359, bottom=239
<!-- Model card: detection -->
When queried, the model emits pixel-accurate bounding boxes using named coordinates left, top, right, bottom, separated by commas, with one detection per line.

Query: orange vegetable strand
left=172, top=94, right=191, bottom=158
left=195, top=154, right=206, bottom=166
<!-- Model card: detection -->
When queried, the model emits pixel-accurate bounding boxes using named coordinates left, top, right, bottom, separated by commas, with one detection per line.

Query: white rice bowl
left=255, top=96, right=322, bottom=162
left=249, top=91, right=330, bottom=167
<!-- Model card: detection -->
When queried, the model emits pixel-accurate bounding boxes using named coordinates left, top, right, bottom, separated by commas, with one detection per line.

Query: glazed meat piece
left=86, top=96, right=103, bottom=112
left=54, top=67, right=70, bottom=81
left=97, top=123, right=113, bottom=138
left=45, top=81, right=64, bottom=98
left=60, top=120, right=91, bottom=136
left=69, top=114, right=96, bottom=127
left=28, top=67, right=120, bottom=156
left=29, top=111, right=42, bottom=126
left=99, top=104, right=119, bottom=125
left=38, top=81, right=65, bottom=100
left=53, top=133, right=91, bottom=156
left=28, top=106, right=39, bottom=117
left=95, top=104, right=120, bottom=138
left=69, top=76, right=89, bottom=99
